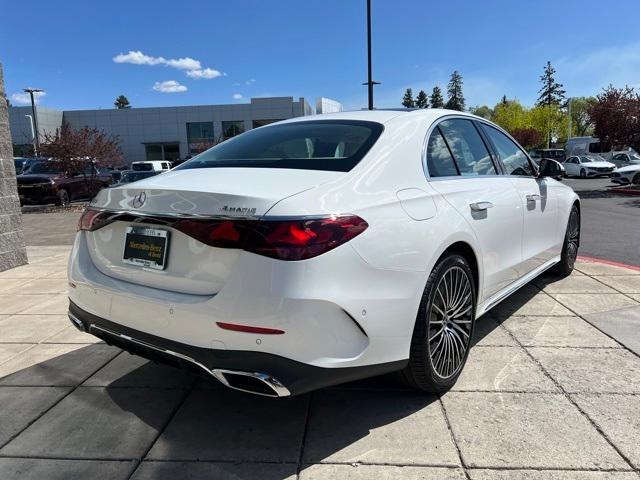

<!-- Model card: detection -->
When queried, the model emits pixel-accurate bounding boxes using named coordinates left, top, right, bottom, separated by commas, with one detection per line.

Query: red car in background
left=17, top=160, right=112, bottom=206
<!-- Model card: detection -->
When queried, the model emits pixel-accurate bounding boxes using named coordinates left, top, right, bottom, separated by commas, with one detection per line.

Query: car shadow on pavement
left=0, top=309, right=509, bottom=478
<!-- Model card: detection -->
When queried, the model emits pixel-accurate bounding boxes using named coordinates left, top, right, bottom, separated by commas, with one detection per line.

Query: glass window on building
left=187, top=122, right=215, bottom=154
left=145, top=143, right=180, bottom=162
left=222, top=120, right=245, bottom=139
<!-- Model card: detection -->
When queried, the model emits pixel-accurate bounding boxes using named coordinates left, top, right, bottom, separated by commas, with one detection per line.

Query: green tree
left=528, top=104, right=568, bottom=147
left=430, top=86, right=444, bottom=108
left=469, top=105, right=493, bottom=119
left=536, top=61, right=566, bottom=107
left=568, top=96, right=595, bottom=137
left=415, top=90, right=429, bottom=108
left=445, top=71, right=465, bottom=111
left=114, top=95, right=131, bottom=109
left=402, top=88, right=415, bottom=108
left=492, top=100, right=528, bottom=132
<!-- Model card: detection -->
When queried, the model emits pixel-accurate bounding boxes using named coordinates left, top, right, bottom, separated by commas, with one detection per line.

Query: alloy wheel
left=427, top=266, right=473, bottom=379
left=566, top=208, right=580, bottom=269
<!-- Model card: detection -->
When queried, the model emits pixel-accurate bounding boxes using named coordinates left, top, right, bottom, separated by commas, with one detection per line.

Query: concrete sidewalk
left=0, top=246, right=639, bottom=479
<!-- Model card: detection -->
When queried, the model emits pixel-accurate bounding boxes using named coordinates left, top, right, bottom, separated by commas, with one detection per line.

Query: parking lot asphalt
left=0, top=246, right=640, bottom=479
left=563, top=177, right=640, bottom=267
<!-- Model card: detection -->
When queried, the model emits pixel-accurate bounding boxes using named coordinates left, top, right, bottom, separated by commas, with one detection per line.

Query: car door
left=564, top=157, right=579, bottom=176
left=480, top=124, right=559, bottom=276
left=425, top=118, right=524, bottom=301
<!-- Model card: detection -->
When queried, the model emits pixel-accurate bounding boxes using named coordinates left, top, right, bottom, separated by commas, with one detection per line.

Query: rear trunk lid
left=86, top=168, right=340, bottom=295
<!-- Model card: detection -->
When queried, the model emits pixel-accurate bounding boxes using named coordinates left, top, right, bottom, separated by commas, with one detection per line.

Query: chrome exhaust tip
left=213, top=369, right=290, bottom=398
left=68, top=313, right=86, bottom=332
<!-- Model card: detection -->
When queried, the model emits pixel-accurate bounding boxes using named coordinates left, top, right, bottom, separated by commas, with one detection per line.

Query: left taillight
left=78, top=208, right=102, bottom=231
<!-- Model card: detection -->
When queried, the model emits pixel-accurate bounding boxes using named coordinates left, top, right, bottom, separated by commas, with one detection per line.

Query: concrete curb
left=577, top=255, right=640, bottom=271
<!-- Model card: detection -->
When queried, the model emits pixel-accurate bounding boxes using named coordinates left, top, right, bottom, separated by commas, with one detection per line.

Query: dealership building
left=8, top=96, right=342, bottom=164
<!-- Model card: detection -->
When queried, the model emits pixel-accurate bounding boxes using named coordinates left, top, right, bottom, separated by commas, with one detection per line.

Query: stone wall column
left=0, top=63, right=27, bottom=271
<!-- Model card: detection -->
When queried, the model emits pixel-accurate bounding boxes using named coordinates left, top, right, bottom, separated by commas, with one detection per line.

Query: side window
left=426, top=129, right=459, bottom=177
left=482, top=125, right=534, bottom=176
left=438, top=119, right=497, bottom=176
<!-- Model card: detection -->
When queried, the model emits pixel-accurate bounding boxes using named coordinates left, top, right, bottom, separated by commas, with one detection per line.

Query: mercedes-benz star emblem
left=132, top=191, right=146, bottom=208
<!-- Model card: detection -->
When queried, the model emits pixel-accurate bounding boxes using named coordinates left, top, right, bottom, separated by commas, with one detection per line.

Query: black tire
left=402, top=254, right=476, bottom=393
left=633, top=172, right=640, bottom=185
left=551, top=205, right=580, bottom=277
left=56, top=189, right=70, bottom=207
left=580, top=168, right=586, bottom=178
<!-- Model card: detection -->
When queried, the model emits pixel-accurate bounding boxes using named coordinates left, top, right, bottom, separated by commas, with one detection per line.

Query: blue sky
left=3, top=0, right=640, bottom=111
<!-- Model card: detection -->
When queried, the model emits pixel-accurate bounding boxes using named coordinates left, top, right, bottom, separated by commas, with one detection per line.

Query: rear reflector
left=216, top=322, right=285, bottom=335
left=78, top=208, right=368, bottom=261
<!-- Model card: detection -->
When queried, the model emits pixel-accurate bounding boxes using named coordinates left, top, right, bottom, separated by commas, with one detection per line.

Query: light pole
left=362, top=0, right=380, bottom=110
left=23, top=88, right=44, bottom=154
left=24, top=114, right=37, bottom=157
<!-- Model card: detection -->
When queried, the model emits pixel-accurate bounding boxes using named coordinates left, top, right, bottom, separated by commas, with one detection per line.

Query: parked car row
left=15, top=158, right=165, bottom=206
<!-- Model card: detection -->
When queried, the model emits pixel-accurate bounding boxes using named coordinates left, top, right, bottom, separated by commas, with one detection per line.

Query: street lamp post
left=24, top=114, right=37, bottom=157
left=23, top=88, right=43, bottom=154
left=362, top=0, right=380, bottom=110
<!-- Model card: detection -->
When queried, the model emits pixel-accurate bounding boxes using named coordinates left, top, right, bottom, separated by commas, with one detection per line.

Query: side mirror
left=538, top=158, right=565, bottom=180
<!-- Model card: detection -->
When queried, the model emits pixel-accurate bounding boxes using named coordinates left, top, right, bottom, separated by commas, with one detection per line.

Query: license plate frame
left=122, top=226, right=170, bottom=271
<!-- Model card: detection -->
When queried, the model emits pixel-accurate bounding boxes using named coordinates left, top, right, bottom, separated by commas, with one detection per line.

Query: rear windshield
left=176, top=120, right=384, bottom=172
left=132, top=163, right=154, bottom=171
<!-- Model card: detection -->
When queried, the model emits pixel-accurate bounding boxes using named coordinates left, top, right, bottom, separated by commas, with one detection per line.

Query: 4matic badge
left=218, top=205, right=257, bottom=215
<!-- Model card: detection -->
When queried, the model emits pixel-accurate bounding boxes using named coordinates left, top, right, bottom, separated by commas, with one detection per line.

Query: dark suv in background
left=17, top=161, right=112, bottom=206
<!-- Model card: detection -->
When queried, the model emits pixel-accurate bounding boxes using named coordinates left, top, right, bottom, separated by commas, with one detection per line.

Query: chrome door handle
left=526, top=194, right=541, bottom=202
left=470, top=201, right=494, bottom=212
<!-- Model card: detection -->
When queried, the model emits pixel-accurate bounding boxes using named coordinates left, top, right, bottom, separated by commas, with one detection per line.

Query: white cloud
left=166, top=57, right=201, bottom=70
left=152, top=80, right=187, bottom=93
left=245, top=78, right=256, bottom=85
left=232, top=93, right=243, bottom=100
left=186, top=68, right=223, bottom=79
left=113, top=50, right=166, bottom=66
left=113, top=50, right=223, bottom=80
left=11, top=91, right=46, bottom=105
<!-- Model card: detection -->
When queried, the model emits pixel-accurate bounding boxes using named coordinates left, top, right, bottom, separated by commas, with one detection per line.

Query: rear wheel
left=56, top=189, right=70, bottom=207
left=580, top=168, right=586, bottom=178
left=402, top=254, right=476, bottom=393
left=633, top=172, right=640, bottom=185
left=551, top=205, right=580, bottom=277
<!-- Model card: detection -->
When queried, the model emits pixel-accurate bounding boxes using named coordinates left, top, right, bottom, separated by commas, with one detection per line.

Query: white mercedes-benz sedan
left=67, top=110, right=580, bottom=397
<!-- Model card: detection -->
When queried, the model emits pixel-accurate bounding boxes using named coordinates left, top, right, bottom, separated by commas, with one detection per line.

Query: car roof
left=275, top=108, right=481, bottom=126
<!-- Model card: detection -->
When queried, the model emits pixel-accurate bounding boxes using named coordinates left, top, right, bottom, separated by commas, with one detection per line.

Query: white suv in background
left=68, top=110, right=579, bottom=397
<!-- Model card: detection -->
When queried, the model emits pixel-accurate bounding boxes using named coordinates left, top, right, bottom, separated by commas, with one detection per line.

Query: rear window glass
left=176, top=120, right=384, bottom=172
left=132, top=163, right=154, bottom=171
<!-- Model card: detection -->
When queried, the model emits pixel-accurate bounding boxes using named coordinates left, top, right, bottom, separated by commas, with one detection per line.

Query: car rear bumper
left=68, top=301, right=406, bottom=396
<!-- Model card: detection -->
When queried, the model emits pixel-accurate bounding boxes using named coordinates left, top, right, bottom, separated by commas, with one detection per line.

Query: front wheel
left=56, top=189, right=70, bottom=207
left=551, top=205, right=580, bottom=277
left=402, top=254, right=476, bottom=393
left=580, top=168, right=586, bottom=178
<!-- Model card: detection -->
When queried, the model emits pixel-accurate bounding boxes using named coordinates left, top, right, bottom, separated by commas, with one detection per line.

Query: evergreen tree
left=402, top=88, right=415, bottom=108
left=430, top=86, right=444, bottom=108
left=445, top=71, right=465, bottom=111
left=114, top=95, right=131, bottom=109
left=536, top=61, right=566, bottom=107
left=415, top=90, right=429, bottom=108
